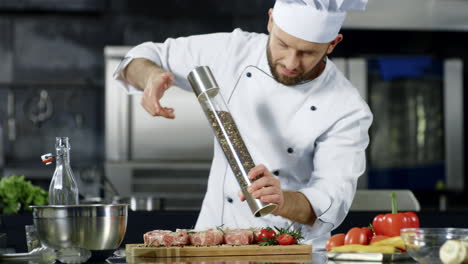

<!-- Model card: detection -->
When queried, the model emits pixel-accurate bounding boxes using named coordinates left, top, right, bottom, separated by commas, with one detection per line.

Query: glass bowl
left=400, top=228, right=468, bottom=264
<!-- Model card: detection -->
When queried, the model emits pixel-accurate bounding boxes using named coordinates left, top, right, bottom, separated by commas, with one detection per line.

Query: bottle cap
left=41, top=153, right=54, bottom=165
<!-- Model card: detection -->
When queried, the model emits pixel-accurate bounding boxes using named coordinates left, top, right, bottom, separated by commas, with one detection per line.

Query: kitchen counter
left=122, top=253, right=326, bottom=264
left=1, top=209, right=464, bottom=264
left=3, top=210, right=468, bottom=253
left=0, top=251, right=420, bottom=264
left=0, top=252, right=328, bottom=264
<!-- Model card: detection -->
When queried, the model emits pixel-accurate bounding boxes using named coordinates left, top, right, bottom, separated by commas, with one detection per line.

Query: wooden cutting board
left=126, top=243, right=312, bottom=258
left=126, top=254, right=313, bottom=263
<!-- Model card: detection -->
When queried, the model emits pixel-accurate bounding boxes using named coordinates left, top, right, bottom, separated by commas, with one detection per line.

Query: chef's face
left=266, top=9, right=342, bottom=86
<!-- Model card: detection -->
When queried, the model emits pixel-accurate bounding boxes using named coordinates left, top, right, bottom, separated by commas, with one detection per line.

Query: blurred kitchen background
left=0, top=0, right=468, bottom=213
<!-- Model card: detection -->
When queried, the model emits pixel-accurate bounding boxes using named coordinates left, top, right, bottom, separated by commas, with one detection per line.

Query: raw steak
left=223, top=229, right=254, bottom=245
left=189, top=228, right=224, bottom=246
left=144, top=229, right=190, bottom=247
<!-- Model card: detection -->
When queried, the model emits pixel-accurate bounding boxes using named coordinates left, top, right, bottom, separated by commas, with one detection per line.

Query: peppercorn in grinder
left=187, top=66, right=277, bottom=217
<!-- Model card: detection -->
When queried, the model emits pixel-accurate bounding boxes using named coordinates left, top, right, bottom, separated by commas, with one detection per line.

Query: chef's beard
left=266, top=39, right=326, bottom=86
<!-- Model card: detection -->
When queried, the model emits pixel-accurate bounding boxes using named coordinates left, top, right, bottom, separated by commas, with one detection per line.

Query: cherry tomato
left=326, top=233, right=345, bottom=251
left=276, top=234, right=297, bottom=245
left=369, top=235, right=390, bottom=244
left=256, top=228, right=277, bottom=243
left=344, top=227, right=370, bottom=245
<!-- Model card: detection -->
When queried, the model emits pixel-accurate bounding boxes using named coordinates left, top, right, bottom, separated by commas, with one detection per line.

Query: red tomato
left=256, top=228, right=277, bottom=243
left=369, top=235, right=390, bottom=244
left=362, top=227, right=373, bottom=242
left=276, top=234, right=297, bottom=245
left=344, top=227, right=370, bottom=245
left=403, top=212, right=420, bottom=228
left=326, top=233, right=345, bottom=251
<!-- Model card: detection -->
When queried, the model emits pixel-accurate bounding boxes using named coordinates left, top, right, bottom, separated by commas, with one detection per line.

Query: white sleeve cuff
left=299, top=187, right=332, bottom=220
left=112, top=41, right=167, bottom=95
left=112, top=56, right=143, bottom=95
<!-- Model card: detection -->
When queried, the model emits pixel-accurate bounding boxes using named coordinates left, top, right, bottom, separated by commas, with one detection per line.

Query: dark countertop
left=0, top=210, right=200, bottom=253
left=1, top=209, right=467, bottom=263
left=122, top=253, right=326, bottom=264
left=4, top=209, right=468, bottom=251
left=0, top=252, right=328, bottom=264
left=0, top=251, right=421, bottom=264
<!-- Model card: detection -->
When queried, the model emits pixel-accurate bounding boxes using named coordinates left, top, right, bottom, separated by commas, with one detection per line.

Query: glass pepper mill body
left=48, top=137, right=79, bottom=205
left=187, top=66, right=277, bottom=217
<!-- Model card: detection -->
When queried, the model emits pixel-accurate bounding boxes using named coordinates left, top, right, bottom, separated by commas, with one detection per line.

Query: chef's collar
left=296, top=57, right=328, bottom=85
left=272, top=0, right=367, bottom=43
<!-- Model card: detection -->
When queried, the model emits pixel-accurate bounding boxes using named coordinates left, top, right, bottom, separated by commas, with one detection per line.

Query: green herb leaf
left=275, top=224, right=304, bottom=241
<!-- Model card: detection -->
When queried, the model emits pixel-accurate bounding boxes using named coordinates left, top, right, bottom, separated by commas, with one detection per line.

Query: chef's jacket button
left=287, top=147, right=294, bottom=154
left=246, top=72, right=252, bottom=77
left=227, top=197, right=233, bottom=203
left=310, top=105, right=317, bottom=111
left=273, top=170, right=280, bottom=176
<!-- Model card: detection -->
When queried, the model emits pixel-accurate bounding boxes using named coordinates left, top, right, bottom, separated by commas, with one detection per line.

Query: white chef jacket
left=114, top=28, right=373, bottom=249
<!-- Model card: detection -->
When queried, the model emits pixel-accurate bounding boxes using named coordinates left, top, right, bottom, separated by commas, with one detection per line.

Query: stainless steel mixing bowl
left=30, top=204, right=128, bottom=251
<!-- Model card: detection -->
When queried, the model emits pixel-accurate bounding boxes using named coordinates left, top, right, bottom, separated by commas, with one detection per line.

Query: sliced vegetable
left=274, top=225, right=303, bottom=245
left=276, top=234, right=296, bottom=245
left=440, top=240, right=467, bottom=264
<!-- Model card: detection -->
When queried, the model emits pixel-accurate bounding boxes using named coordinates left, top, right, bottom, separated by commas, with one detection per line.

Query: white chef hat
left=272, top=0, right=367, bottom=43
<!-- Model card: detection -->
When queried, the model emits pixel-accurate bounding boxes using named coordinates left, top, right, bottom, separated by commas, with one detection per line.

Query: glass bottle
left=187, top=66, right=277, bottom=217
left=49, top=137, right=79, bottom=205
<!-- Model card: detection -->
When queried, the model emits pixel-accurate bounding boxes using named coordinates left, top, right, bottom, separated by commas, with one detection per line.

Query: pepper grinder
left=187, top=66, right=277, bottom=217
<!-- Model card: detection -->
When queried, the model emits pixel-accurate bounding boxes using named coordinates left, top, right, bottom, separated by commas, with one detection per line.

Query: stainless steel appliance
left=104, top=47, right=214, bottom=210
left=339, top=57, right=463, bottom=191
left=343, top=0, right=468, bottom=31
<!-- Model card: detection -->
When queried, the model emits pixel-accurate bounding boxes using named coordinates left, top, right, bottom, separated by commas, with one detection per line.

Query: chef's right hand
left=141, top=71, right=176, bottom=119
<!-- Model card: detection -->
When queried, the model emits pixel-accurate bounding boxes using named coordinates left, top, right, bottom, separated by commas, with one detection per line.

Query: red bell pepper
left=403, top=211, right=420, bottom=228
left=372, top=192, right=420, bottom=237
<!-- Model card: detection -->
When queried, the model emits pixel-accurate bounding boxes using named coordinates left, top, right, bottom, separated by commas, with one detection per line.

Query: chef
left=113, top=0, right=372, bottom=248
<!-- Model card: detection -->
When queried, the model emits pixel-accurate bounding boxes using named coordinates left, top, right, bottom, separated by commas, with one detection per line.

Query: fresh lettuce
left=0, top=175, right=48, bottom=215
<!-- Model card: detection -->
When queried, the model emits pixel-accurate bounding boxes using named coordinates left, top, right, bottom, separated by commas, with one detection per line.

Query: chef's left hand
left=238, top=164, right=284, bottom=214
